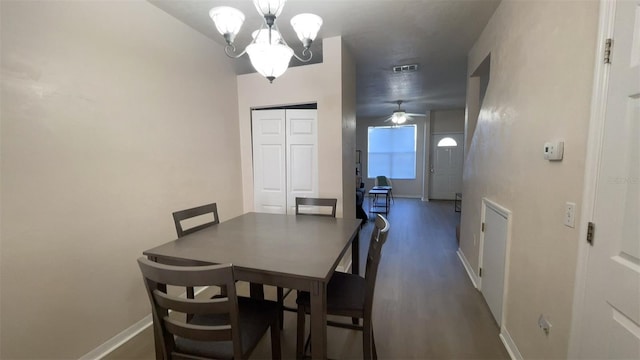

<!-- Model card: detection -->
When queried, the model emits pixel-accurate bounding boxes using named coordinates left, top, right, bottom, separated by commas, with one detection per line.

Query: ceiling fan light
left=392, top=111, right=407, bottom=124
left=246, top=41, right=293, bottom=83
left=291, top=13, right=323, bottom=47
left=253, top=0, right=286, bottom=17
left=209, top=6, right=245, bottom=44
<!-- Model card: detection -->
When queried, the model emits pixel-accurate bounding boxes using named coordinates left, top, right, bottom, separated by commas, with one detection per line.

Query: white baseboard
left=80, top=286, right=209, bottom=359
left=79, top=314, right=152, bottom=360
left=457, top=248, right=478, bottom=288
left=499, top=327, right=523, bottom=360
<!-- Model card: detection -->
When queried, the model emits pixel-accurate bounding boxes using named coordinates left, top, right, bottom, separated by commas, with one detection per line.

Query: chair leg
left=296, top=306, right=306, bottom=359
left=270, top=319, right=282, bottom=360
left=277, top=287, right=284, bottom=330
left=372, top=327, right=378, bottom=360
left=186, top=287, right=195, bottom=322
left=363, top=318, right=373, bottom=360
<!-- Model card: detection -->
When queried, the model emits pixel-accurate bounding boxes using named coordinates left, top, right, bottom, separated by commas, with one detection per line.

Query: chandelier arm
left=292, top=48, right=313, bottom=62
left=224, top=44, right=248, bottom=59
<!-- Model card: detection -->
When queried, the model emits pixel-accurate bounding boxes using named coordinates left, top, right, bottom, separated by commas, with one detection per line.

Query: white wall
left=459, top=0, right=598, bottom=357
left=237, top=36, right=356, bottom=219
left=0, top=1, right=242, bottom=358
left=341, top=43, right=357, bottom=220
left=431, top=109, right=465, bottom=134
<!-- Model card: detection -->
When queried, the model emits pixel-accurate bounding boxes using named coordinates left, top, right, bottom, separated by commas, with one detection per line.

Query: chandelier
left=209, top=0, right=323, bottom=83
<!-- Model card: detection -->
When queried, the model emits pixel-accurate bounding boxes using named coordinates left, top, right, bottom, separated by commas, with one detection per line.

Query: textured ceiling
left=149, top=0, right=500, bottom=118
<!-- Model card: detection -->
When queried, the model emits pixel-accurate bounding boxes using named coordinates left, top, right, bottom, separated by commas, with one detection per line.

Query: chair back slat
left=164, top=317, right=233, bottom=342
left=363, top=214, right=390, bottom=318
left=173, top=203, right=220, bottom=237
left=137, top=257, right=242, bottom=358
left=139, top=258, right=233, bottom=287
left=295, top=197, right=337, bottom=217
left=153, top=291, right=231, bottom=315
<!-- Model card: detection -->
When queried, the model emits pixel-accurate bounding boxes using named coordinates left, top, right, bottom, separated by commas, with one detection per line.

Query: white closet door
left=480, top=201, right=509, bottom=326
left=252, top=109, right=286, bottom=214
left=286, top=109, right=318, bottom=214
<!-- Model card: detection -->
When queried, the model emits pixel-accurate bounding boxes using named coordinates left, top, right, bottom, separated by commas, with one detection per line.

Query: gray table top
left=144, top=212, right=362, bottom=283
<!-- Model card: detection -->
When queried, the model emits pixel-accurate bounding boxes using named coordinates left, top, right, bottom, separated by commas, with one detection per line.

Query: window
left=367, top=125, right=416, bottom=179
left=437, top=137, right=458, bottom=147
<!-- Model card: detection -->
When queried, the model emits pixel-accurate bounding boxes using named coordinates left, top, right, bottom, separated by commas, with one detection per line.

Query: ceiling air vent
left=393, top=64, right=419, bottom=73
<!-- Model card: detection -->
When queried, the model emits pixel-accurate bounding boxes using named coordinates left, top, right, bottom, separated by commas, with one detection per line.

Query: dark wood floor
left=108, top=199, right=509, bottom=359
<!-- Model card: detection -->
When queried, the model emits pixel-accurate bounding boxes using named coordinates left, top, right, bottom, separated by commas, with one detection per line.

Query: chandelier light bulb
left=247, top=42, right=293, bottom=83
left=209, top=6, right=245, bottom=44
left=291, top=13, right=323, bottom=47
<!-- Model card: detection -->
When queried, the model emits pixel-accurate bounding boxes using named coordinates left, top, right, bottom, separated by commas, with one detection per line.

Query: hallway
left=365, top=198, right=508, bottom=359
left=108, top=199, right=509, bottom=359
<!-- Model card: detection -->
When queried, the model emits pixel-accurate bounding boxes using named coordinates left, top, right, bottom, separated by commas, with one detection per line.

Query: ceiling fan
left=386, top=100, right=427, bottom=124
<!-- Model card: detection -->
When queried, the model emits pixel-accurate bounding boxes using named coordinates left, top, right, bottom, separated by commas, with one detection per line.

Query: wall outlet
left=538, top=314, right=552, bottom=335
left=564, top=202, right=576, bottom=228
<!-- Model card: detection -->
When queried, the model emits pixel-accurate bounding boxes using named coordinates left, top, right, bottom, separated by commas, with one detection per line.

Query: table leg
left=310, top=280, right=327, bottom=359
left=352, top=229, right=360, bottom=276
left=352, top=230, right=360, bottom=325
left=386, top=192, right=390, bottom=214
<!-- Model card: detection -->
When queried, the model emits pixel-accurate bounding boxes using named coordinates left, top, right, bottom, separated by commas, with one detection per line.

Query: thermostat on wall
left=543, top=141, right=564, bottom=161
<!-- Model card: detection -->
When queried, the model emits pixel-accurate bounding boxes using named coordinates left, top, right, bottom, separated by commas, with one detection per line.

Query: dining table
left=143, top=212, right=362, bottom=359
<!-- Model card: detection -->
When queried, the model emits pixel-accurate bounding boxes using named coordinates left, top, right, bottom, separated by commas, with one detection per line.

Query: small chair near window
left=295, top=214, right=390, bottom=359
left=137, top=258, right=281, bottom=360
left=276, top=197, right=338, bottom=328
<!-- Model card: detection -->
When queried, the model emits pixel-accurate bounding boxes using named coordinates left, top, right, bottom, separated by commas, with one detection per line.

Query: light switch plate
left=564, top=202, right=576, bottom=228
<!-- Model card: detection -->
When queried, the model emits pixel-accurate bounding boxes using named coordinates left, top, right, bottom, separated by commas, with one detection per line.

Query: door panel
left=481, top=202, right=509, bottom=326
left=286, top=109, right=318, bottom=214
left=252, top=110, right=286, bottom=214
left=579, top=1, right=640, bottom=357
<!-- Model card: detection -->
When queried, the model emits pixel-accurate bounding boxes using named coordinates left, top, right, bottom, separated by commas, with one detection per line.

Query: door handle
left=430, top=167, right=435, bottom=173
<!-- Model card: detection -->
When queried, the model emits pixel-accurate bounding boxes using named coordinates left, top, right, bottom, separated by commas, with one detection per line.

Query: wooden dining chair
left=172, top=202, right=220, bottom=237
left=137, top=257, right=281, bottom=360
left=171, top=202, right=220, bottom=300
left=295, top=214, right=390, bottom=360
left=295, top=197, right=337, bottom=217
left=276, top=197, right=338, bottom=328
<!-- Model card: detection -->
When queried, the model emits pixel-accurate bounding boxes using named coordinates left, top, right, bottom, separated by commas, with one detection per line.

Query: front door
left=577, top=0, right=640, bottom=357
left=430, top=133, right=464, bottom=200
